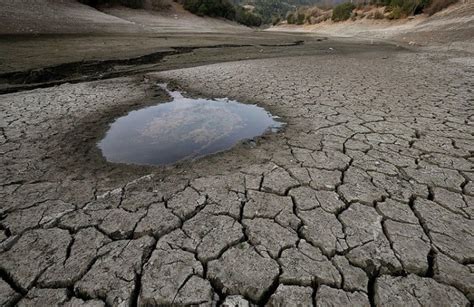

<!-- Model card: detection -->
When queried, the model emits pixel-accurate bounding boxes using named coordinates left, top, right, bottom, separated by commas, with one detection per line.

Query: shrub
left=387, top=5, right=403, bottom=18
left=424, top=0, right=458, bottom=15
left=183, top=0, right=236, bottom=19
left=296, top=12, right=306, bottom=24
left=373, top=10, right=385, bottom=19
left=286, top=12, right=295, bottom=24
left=78, top=0, right=146, bottom=8
left=272, top=16, right=281, bottom=25
left=331, top=2, right=356, bottom=21
left=235, top=6, right=263, bottom=27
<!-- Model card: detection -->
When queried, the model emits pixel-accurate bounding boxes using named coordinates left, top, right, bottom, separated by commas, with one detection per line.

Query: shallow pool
left=98, top=85, right=284, bottom=165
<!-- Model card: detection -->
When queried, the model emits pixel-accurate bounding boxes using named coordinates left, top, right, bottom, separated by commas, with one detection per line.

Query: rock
left=266, top=285, right=313, bottom=307
left=279, top=240, right=341, bottom=287
left=75, top=236, right=155, bottom=306
left=207, top=243, right=279, bottom=302
left=375, top=274, right=469, bottom=306
left=0, top=228, right=70, bottom=290
left=316, top=286, right=369, bottom=307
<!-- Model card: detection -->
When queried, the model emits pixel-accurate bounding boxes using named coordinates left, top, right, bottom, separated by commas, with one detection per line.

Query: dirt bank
left=269, top=2, right=474, bottom=53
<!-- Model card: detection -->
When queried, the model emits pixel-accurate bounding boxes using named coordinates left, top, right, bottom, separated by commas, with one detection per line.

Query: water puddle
left=98, top=85, right=284, bottom=166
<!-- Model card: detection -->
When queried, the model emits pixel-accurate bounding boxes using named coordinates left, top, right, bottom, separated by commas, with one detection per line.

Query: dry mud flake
left=279, top=240, right=341, bottom=287
left=339, top=203, right=402, bottom=274
left=139, top=236, right=213, bottom=306
left=38, top=227, right=111, bottom=287
left=316, top=285, right=370, bottom=307
left=74, top=236, right=155, bottom=306
left=266, top=285, right=313, bottom=307
left=16, top=288, right=68, bottom=307
left=207, top=243, right=280, bottom=303
left=0, top=228, right=71, bottom=290
left=414, top=198, right=474, bottom=263
left=374, top=274, right=470, bottom=306
left=0, top=278, right=21, bottom=306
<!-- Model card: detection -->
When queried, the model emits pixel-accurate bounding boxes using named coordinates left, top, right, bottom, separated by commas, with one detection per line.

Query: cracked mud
left=0, top=40, right=473, bottom=306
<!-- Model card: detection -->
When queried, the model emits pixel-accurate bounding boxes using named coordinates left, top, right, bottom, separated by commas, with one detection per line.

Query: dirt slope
left=0, top=0, right=247, bottom=34
left=269, top=1, right=474, bottom=51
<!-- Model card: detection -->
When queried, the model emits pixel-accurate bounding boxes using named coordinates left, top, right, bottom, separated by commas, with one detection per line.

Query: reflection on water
left=98, top=84, right=284, bottom=166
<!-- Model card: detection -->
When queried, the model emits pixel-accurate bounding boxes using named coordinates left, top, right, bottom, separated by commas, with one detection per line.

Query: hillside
left=0, top=0, right=248, bottom=34
left=269, top=1, right=474, bottom=51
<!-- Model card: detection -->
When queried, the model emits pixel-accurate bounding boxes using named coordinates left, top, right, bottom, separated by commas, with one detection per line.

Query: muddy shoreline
left=1, top=28, right=472, bottom=306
